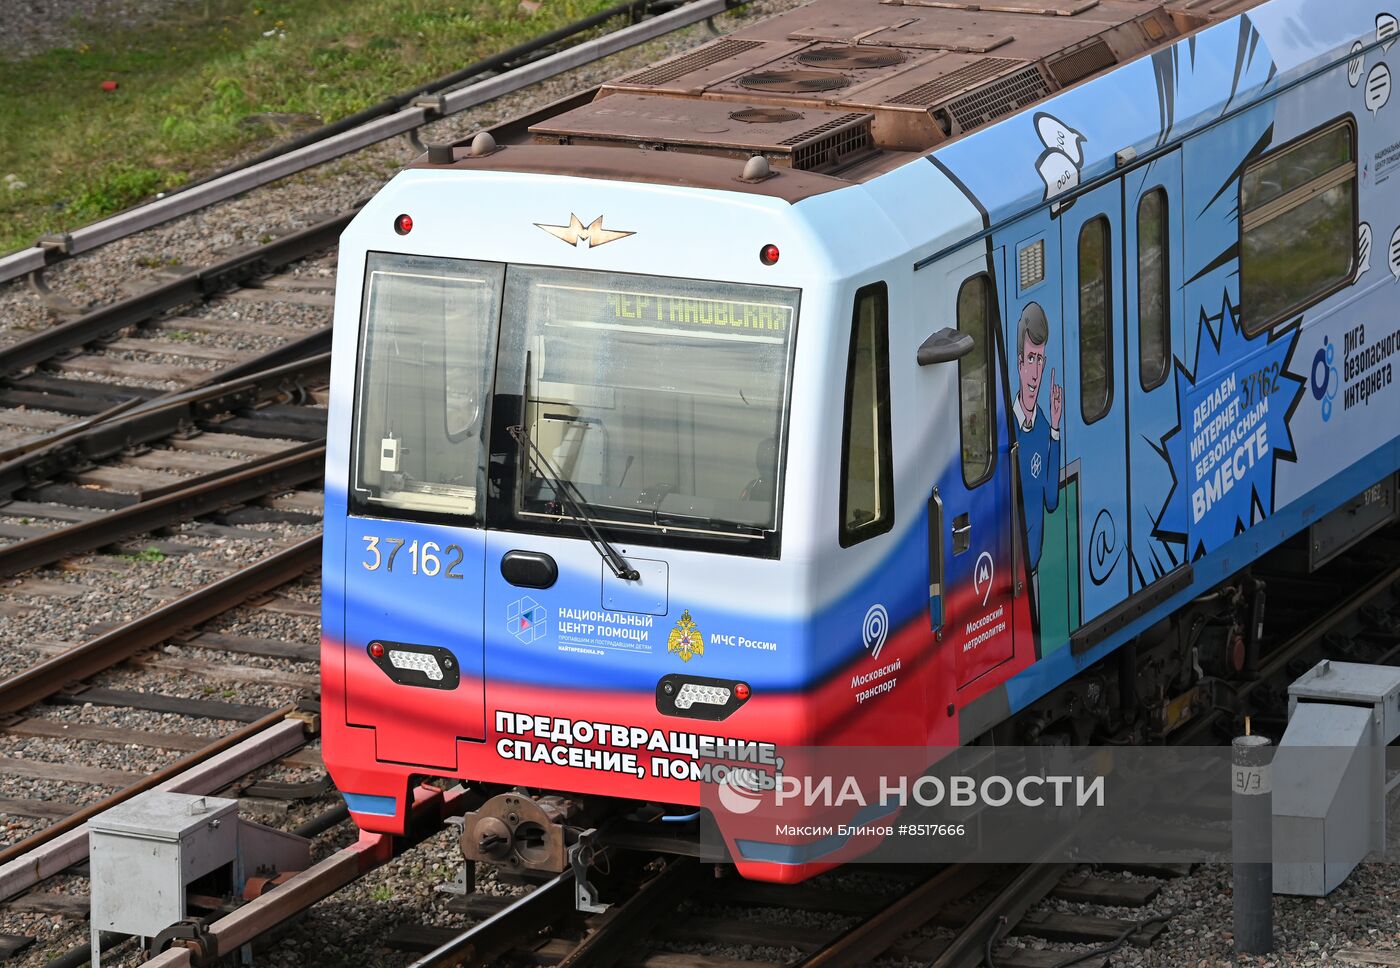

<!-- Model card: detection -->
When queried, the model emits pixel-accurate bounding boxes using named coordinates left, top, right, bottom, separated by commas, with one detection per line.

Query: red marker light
left=369, top=642, right=385, bottom=658
left=735, top=682, right=751, bottom=701
left=394, top=213, right=413, bottom=235
left=759, top=243, right=779, bottom=266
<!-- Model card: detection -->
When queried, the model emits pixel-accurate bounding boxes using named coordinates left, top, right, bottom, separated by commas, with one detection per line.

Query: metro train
left=321, top=0, right=1400, bottom=884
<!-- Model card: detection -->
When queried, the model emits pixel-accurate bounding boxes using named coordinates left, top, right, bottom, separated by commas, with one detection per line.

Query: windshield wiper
left=508, top=424, right=640, bottom=582
left=652, top=510, right=765, bottom=538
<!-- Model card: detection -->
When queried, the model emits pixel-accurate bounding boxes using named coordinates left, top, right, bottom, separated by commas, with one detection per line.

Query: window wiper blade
left=652, top=511, right=765, bottom=538
left=508, top=425, right=641, bottom=582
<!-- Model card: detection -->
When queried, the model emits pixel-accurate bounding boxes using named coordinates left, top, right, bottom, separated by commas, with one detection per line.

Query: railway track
left=380, top=524, right=1400, bottom=968
left=0, top=4, right=1395, bottom=962
left=0, top=545, right=328, bottom=962
left=0, top=3, right=795, bottom=962
left=0, top=0, right=749, bottom=291
left=389, top=855, right=1186, bottom=968
left=0, top=285, right=1393, bottom=963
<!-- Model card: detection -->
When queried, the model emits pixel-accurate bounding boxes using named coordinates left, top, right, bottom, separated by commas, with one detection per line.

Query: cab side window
left=840, top=283, right=894, bottom=547
left=957, top=274, right=995, bottom=486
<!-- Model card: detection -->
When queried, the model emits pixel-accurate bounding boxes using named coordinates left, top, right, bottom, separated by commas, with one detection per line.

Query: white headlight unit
left=389, top=649, right=444, bottom=681
left=674, top=682, right=731, bottom=709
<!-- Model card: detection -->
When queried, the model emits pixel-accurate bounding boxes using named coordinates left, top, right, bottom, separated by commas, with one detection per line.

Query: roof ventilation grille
left=1047, top=39, right=1117, bottom=86
left=779, top=112, right=873, bottom=171
left=730, top=107, right=806, bottom=124
left=738, top=69, right=851, bottom=93
left=618, top=39, right=764, bottom=87
left=796, top=46, right=906, bottom=69
left=884, top=57, right=1022, bottom=106
left=940, top=65, right=1051, bottom=133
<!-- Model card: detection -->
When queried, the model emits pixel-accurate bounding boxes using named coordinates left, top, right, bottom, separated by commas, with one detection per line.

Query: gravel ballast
left=3, top=0, right=1400, bottom=965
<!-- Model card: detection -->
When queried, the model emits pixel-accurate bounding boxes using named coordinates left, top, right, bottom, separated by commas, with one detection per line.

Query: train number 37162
left=362, top=536, right=466, bottom=578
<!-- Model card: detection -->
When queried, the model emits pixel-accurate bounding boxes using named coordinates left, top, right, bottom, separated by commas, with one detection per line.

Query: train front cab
left=318, top=165, right=957, bottom=881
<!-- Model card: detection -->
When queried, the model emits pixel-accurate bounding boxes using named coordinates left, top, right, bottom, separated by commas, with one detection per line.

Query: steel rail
left=172, top=0, right=654, bottom=196
left=556, top=856, right=704, bottom=968
left=187, top=325, right=330, bottom=387
left=796, top=864, right=996, bottom=968
left=0, top=351, right=329, bottom=498
left=0, top=706, right=305, bottom=867
left=0, top=444, right=325, bottom=577
left=408, top=869, right=578, bottom=968
left=0, top=212, right=351, bottom=378
left=0, top=715, right=309, bottom=902
left=0, top=534, right=321, bottom=715
left=0, top=0, right=746, bottom=288
left=928, top=863, right=1074, bottom=968
left=139, top=438, right=324, bottom=500
left=142, top=786, right=472, bottom=967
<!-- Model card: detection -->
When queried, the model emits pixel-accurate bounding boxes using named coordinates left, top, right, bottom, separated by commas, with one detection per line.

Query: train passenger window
left=1137, top=188, right=1170, bottom=390
left=956, top=275, right=995, bottom=486
left=351, top=253, right=504, bottom=520
left=1078, top=216, right=1112, bottom=423
left=1240, top=119, right=1356, bottom=333
left=839, top=283, right=893, bottom=547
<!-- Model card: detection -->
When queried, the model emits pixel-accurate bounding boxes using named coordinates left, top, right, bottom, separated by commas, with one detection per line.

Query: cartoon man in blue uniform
left=1013, top=302, right=1062, bottom=604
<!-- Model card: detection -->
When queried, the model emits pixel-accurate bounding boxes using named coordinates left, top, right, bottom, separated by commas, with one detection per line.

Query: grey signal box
left=89, top=792, right=239, bottom=955
left=1273, top=660, right=1400, bottom=896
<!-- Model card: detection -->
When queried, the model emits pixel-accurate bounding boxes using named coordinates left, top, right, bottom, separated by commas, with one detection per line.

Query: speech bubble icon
left=1389, top=225, right=1400, bottom=281
left=1357, top=222, right=1373, bottom=280
left=1367, top=62, right=1392, bottom=115
left=1038, top=151, right=1080, bottom=200
left=1379, top=12, right=1398, bottom=52
left=1349, top=40, right=1366, bottom=86
left=1035, top=114, right=1085, bottom=166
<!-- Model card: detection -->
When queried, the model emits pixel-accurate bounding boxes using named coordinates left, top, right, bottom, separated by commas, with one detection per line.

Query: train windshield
left=499, top=266, right=799, bottom=538
left=352, top=253, right=504, bottom=518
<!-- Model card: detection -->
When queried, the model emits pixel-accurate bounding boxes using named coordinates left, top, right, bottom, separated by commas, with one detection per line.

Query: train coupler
left=459, top=790, right=583, bottom=873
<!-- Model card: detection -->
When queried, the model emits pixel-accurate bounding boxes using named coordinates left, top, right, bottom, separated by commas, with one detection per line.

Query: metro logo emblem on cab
left=667, top=610, right=704, bottom=662
left=861, top=604, right=889, bottom=660
left=535, top=213, right=635, bottom=248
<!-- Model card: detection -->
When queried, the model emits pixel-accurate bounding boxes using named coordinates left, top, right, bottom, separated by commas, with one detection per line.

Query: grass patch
left=117, top=545, right=167, bottom=562
left=0, top=0, right=624, bottom=254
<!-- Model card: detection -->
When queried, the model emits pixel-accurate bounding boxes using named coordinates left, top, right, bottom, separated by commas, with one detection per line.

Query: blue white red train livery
left=321, top=0, right=1400, bottom=883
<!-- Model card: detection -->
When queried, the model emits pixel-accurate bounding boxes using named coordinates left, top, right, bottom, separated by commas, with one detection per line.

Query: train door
left=1122, top=153, right=1187, bottom=592
left=924, top=250, right=1017, bottom=687
left=1058, top=180, right=1131, bottom=626
left=343, top=519, right=487, bottom=770
left=341, top=253, right=499, bottom=771
left=1000, top=223, right=1073, bottom=653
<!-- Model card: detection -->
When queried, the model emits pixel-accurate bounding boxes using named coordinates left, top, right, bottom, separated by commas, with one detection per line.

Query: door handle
left=952, top=513, right=971, bottom=555
left=928, top=487, right=945, bottom=632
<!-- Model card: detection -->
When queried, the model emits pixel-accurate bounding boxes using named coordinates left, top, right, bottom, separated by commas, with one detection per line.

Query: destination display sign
left=538, top=283, right=794, bottom=338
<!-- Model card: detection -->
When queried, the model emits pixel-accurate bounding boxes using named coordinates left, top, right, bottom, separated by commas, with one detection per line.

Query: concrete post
left=1232, top=733, right=1273, bottom=955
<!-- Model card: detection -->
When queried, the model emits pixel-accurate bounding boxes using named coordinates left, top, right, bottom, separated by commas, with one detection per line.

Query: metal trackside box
left=89, top=791, right=239, bottom=938
left=1274, top=661, right=1400, bottom=896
